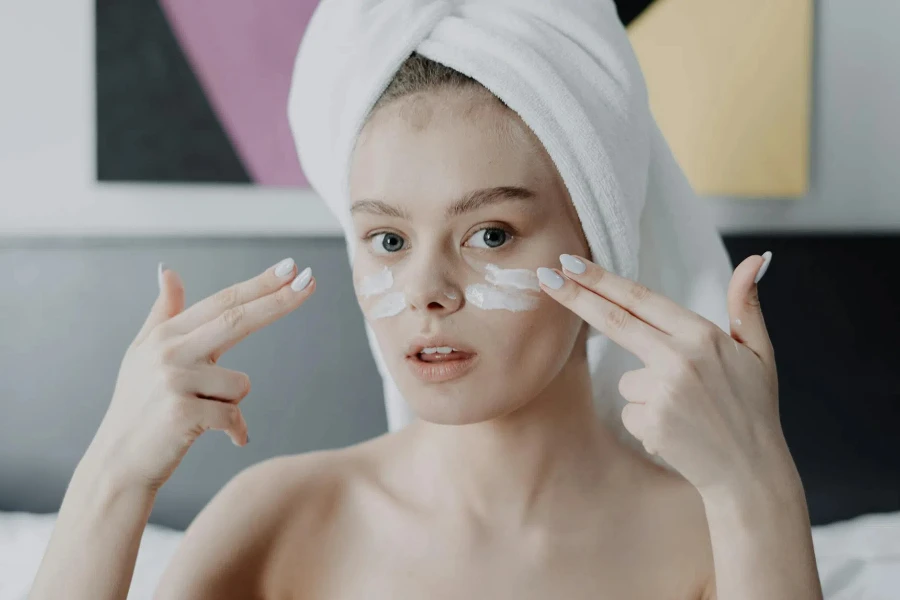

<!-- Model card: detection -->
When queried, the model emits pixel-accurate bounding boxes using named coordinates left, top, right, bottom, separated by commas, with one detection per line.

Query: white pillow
left=812, top=511, right=900, bottom=600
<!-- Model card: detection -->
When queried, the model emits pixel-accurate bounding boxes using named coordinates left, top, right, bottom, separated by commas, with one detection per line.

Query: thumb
left=727, top=251, right=775, bottom=365
left=134, top=262, right=186, bottom=345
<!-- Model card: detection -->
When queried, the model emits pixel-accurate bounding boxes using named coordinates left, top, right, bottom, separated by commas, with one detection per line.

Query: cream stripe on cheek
left=465, top=284, right=539, bottom=311
left=357, top=266, right=408, bottom=320
left=370, top=292, right=407, bottom=319
left=464, top=264, right=541, bottom=312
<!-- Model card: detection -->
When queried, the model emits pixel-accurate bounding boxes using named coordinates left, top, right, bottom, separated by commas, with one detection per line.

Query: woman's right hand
left=87, top=258, right=315, bottom=493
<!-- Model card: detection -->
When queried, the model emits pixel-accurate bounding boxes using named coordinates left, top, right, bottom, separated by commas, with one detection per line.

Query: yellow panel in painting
left=627, top=0, right=813, bottom=197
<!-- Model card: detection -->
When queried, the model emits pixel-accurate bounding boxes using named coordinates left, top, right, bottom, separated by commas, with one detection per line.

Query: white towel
left=287, top=0, right=733, bottom=457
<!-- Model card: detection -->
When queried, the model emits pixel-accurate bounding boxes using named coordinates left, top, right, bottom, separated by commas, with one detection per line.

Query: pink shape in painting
left=159, top=0, right=319, bottom=186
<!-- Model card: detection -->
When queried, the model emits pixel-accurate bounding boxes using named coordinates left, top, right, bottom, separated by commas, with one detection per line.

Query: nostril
left=427, top=301, right=444, bottom=310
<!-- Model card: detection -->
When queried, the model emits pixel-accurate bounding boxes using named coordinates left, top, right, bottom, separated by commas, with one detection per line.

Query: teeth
left=421, top=346, right=456, bottom=355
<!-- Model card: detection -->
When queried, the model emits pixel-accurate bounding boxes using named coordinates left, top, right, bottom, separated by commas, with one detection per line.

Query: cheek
left=476, top=296, right=582, bottom=366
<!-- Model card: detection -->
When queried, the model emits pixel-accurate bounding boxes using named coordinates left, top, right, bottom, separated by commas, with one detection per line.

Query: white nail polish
left=537, top=267, right=565, bottom=290
left=754, top=251, right=772, bottom=284
left=560, top=254, right=586, bottom=274
left=274, top=257, right=295, bottom=278
left=291, top=267, right=312, bottom=292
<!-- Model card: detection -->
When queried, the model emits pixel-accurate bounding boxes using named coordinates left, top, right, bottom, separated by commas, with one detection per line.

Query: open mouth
left=406, top=340, right=478, bottom=383
left=416, top=346, right=473, bottom=362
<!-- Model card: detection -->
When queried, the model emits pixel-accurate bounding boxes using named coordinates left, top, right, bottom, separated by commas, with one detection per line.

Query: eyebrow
left=350, top=186, right=537, bottom=219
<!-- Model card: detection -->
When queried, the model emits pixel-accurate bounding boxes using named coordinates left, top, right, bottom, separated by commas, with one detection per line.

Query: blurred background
left=1, top=0, right=897, bottom=556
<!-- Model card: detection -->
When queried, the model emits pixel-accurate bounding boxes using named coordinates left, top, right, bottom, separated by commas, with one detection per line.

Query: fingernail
left=537, top=267, right=565, bottom=290
left=754, top=251, right=773, bottom=284
left=291, top=267, right=313, bottom=292
left=560, top=254, right=586, bottom=274
left=274, top=257, right=295, bottom=278
left=157, top=262, right=166, bottom=291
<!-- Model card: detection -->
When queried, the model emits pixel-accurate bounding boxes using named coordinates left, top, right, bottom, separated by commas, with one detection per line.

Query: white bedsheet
left=1, top=509, right=898, bottom=599
left=0, top=510, right=182, bottom=600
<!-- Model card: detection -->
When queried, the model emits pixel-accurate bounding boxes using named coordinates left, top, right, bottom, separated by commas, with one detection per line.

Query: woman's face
left=348, top=88, right=590, bottom=425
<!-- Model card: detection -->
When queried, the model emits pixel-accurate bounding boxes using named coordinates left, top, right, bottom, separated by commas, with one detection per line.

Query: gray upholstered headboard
left=0, top=237, right=387, bottom=531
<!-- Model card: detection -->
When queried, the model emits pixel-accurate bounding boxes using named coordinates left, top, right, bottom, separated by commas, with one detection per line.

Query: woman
left=29, top=1, right=823, bottom=599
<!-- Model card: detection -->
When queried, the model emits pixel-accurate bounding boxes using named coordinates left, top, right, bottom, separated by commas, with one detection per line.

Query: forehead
left=349, top=90, right=562, bottom=208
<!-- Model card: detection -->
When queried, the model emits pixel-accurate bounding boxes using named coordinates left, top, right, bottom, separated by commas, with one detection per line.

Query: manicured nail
left=157, top=262, right=166, bottom=291
left=754, top=251, right=773, bottom=284
left=560, top=254, right=586, bottom=274
left=537, top=267, right=565, bottom=290
left=291, top=267, right=313, bottom=292
left=274, top=257, right=295, bottom=278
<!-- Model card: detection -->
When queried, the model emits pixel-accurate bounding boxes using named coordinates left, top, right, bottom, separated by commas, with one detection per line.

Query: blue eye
left=467, top=227, right=509, bottom=249
left=370, top=232, right=406, bottom=254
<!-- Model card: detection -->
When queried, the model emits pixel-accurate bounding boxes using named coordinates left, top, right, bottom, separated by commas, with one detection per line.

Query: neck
left=406, top=346, right=626, bottom=527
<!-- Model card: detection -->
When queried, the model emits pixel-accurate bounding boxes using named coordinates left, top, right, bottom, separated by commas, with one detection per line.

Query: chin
left=396, top=376, right=528, bottom=426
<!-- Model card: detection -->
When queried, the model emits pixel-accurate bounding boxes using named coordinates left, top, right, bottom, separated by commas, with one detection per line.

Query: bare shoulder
left=154, top=436, right=390, bottom=600
left=152, top=454, right=303, bottom=599
left=621, top=457, right=716, bottom=600
left=257, top=435, right=397, bottom=598
left=655, top=471, right=716, bottom=599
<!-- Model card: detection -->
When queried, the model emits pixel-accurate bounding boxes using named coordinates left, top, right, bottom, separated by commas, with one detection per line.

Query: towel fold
left=288, top=0, right=733, bottom=458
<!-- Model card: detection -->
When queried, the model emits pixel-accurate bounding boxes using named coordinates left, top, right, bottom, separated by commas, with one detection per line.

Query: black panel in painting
left=614, top=0, right=657, bottom=26
left=722, top=235, right=900, bottom=526
left=95, top=0, right=251, bottom=183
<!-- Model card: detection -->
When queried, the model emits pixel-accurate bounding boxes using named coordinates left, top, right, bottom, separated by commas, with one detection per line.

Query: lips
left=406, top=337, right=475, bottom=360
left=405, top=336, right=478, bottom=382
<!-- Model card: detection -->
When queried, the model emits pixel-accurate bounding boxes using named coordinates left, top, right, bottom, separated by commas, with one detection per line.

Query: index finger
left=536, top=267, right=673, bottom=367
left=166, top=257, right=299, bottom=335
left=558, top=254, right=706, bottom=336
left=181, top=267, right=315, bottom=362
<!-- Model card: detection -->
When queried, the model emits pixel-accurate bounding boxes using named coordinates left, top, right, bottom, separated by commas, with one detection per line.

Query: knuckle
left=213, top=286, right=240, bottom=311
left=221, top=305, right=245, bottom=330
left=160, top=366, right=185, bottom=391
left=626, top=281, right=651, bottom=305
left=156, top=339, right=182, bottom=364
left=237, top=373, right=252, bottom=398
left=227, top=404, right=242, bottom=427
left=164, top=395, right=191, bottom=426
left=603, top=305, right=630, bottom=332
left=272, top=287, right=290, bottom=310
left=746, top=288, right=761, bottom=309
left=693, top=322, right=721, bottom=347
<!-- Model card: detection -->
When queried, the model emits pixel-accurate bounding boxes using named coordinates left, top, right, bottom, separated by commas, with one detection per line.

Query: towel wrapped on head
left=287, top=0, right=733, bottom=459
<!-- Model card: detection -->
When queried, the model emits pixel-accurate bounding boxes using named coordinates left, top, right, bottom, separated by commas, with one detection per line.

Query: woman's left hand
left=537, top=252, right=797, bottom=497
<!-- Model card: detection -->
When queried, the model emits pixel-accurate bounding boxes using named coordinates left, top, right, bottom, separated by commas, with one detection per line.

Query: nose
left=403, top=254, right=463, bottom=316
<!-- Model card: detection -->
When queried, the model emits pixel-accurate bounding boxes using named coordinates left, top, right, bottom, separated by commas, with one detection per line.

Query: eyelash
left=363, top=223, right=517, bottom=255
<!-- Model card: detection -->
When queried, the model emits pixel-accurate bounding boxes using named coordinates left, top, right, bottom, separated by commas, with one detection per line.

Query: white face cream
left=370, top=291, right=407, bottom=319
left=357, top=266, right=408, bottom=320
left=359, top=266, right=394, bottom=297
left=465, top=263, right=541, bottom=312
left=484, top=264, right=541, bottom=291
